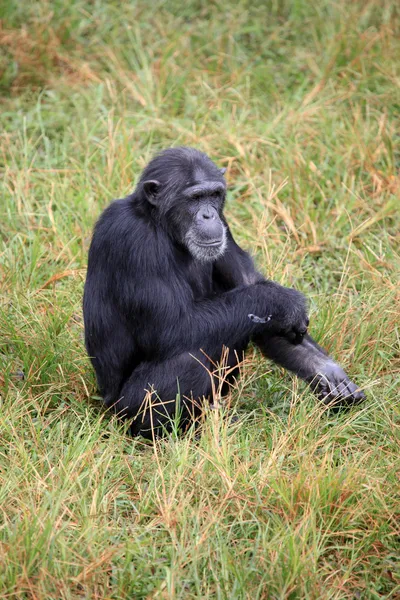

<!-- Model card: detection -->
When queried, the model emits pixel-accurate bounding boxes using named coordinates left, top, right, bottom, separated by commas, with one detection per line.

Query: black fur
left=83, top=147, right=365, bottom=438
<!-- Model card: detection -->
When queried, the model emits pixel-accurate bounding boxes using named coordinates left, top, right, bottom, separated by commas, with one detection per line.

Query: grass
left=0, top=0, right=399, bottom=597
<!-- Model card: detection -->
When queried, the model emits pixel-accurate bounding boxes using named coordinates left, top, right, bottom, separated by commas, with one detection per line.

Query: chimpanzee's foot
left=254, top=333, right=366, bottom=408
left=309, top=362, right=366, bottom=407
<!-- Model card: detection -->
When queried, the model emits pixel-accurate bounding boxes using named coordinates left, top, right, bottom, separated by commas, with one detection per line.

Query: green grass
left=1, top=0, right=399, bottom=597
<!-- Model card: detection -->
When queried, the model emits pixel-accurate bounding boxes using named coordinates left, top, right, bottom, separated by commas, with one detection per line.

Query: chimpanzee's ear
left=142, top=180, right=161, bottom=206
left=220, top=167, right=226, bottom=175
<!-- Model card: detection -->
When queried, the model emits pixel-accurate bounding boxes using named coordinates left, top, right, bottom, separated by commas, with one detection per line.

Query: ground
left=0, top=1, right=399, bottom=598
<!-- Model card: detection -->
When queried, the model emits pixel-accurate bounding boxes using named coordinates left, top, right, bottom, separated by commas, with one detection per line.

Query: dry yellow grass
left=0, top=0, right=399, bottom=598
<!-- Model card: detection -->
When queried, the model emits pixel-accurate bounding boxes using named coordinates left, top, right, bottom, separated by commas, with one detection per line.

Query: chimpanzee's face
left=173, top=179, right=227, bottom=262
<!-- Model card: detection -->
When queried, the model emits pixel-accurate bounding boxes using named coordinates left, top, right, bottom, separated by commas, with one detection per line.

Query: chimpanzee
left=83, top=147, right=365, bottom=438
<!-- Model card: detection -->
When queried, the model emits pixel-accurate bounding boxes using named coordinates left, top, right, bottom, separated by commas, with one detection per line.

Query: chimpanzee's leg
left=109, top=352, right=212, bottom=438
left=113, top=345, right=248, bottom=438
left=254, top=333, right=365, bottom=405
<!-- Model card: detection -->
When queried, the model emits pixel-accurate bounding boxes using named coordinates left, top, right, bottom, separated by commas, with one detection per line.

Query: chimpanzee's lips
left=196, top=240, right=222, bottom=247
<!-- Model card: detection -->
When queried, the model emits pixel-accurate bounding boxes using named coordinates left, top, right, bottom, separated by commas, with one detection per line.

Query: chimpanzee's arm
left=213, top=227, right=365, bottom=405
left=129, top=275, right=308, bottom=360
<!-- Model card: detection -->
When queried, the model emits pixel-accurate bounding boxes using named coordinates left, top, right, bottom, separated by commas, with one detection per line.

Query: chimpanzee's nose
left=200, top=206, right=216, bottom=220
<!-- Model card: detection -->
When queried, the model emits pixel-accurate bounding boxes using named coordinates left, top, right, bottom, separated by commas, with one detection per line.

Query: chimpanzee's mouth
left=196, top=240, right=222, bottom=247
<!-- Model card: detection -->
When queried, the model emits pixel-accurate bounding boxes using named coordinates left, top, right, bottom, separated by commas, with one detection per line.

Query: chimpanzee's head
left=137, top=147, right=227, bottom=261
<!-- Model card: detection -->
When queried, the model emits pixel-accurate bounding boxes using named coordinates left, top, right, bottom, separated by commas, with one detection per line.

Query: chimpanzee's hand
left=275, top=287, right=309, bottom=344
left=253, top=283, right=309, bottom=344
